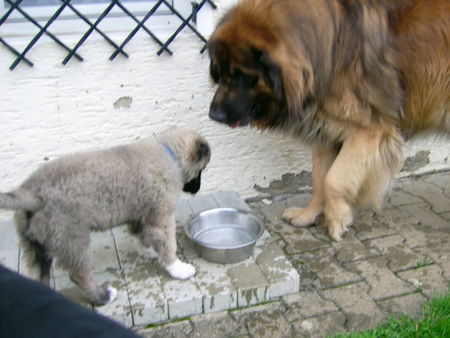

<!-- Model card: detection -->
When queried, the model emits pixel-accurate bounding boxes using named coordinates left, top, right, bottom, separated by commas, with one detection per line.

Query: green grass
left=332, top=290, right=450, bottom=338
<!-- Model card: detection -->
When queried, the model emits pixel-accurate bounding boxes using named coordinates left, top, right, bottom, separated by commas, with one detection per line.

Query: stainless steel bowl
left=185, top=208, right=265, bottom=264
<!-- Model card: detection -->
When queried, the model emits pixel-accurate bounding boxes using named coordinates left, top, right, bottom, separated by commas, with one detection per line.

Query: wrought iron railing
left=0, top=0, right=216, bottom=70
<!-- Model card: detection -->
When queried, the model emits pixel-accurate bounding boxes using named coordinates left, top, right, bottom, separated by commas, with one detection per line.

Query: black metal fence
left=0, top=0, right=216, bottom=70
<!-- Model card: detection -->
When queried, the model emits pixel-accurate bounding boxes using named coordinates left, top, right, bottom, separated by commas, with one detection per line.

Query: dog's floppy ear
left=259, top=51, right=283, bottom=101
left=196, top=141, right=210, bottom=162
left=183, top=171, right=202, bottom=194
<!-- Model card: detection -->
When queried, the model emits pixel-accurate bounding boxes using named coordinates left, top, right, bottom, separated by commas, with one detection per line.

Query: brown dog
left=208, top=0, right=450, bottom=240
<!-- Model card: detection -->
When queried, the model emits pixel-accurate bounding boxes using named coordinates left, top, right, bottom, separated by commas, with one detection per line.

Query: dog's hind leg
left=32, top=240, right=52, bottom=285
left=68, top=266, right=117, bottom=306
left=15, top=211, right=52, bottom=284
left=50, top=216, right=117, bottom=306
left=140, top=214, right=195, bottom=280
left=282, top=145, right=337, bottom=226
left=323, top=126, right=403, bottom=241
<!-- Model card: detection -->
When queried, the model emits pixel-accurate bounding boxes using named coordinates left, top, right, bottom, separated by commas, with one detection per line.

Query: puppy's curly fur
left=0, top=127, right=211, bottom=305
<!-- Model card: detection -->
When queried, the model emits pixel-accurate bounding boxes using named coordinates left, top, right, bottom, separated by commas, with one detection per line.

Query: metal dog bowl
left=185, top=208, right=265, bottom=264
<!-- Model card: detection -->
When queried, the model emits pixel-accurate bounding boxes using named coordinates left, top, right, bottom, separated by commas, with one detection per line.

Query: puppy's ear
left=259, top=51, right=283, bottom=101
left=196, top=142, right=210, bottom=162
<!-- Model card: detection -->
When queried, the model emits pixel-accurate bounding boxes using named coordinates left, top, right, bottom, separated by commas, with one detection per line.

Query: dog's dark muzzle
left=209, top=103, right=229, bottom=124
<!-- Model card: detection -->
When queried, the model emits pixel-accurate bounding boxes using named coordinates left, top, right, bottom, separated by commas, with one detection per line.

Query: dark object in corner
left=0, top=265, right=140, bottom=338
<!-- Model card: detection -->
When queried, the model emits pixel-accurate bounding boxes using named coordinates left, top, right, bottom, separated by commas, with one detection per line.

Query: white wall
left=1, top=0, right=449, bottom=221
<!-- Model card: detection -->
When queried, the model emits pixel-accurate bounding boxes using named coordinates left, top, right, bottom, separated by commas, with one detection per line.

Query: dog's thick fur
left=0, top=127, right=211, bottom=305
left=208, top=0, right=450, bottom=241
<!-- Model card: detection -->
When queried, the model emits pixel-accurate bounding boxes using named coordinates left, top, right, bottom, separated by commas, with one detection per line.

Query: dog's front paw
left=327, top=217, right=352, bottom=241
left=165, top=259, right=196, bottom=280
left=282, top=207, right=319, bottom=227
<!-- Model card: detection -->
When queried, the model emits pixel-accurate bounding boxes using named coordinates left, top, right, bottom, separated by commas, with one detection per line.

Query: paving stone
left=136, top=319, right=193, bottom=338
left=160, top=272, right=203, bottom=320
left=353, top=210, right=397, bottom=240
left=392, top=217, right=445, bottom=248
left=228, top=262, right=269, bottom=307
left=332, top=234, right=379, bottom=262
left=401, top=204, right=449, bottom=229
left=283, top=291, right=339, bottom=323
left=441, top=212, right=450, bottom=221
left=413, top=246, right=450, bottom=280
left=292, top=248, right=362, bottom=290
left=0, top=221, right=19, bottom=271
left=307, top=218, right=334, bottom=243
left=422, top=173, right=450, bottom=196
left=187, top=194, right=220, bottom=214
left=402, top=180, right=450, bottom=213
left=398, top=265, right=449, bottom=298
left=278, top=223, right=330, bottom=254
left=291, top=311, right=347, bottom=338
left=192, top=258, right=237, bottom=313
left=94, top=269, right=133, bottom=328
left=125, top=260, right=168, bottom=326
left=387, top=188, right=424, bottom=206
left=321, top=282, right=386, bottom=331
left=377, top=292, right=426, bottom=319
left=254, top=229, right=280, bottom=252
left=379, top=206, right=414, bottom=223
left=367, top=234, right=428, bottom=271
left=290, top=255, right=321, bottom=291
left=189, top=311, right=248, bottom=337
left=231, top=302, right=292, bottom=338
left=345, top=257, right=414, bottom=300
left=255, top=242, right=300, bottom=298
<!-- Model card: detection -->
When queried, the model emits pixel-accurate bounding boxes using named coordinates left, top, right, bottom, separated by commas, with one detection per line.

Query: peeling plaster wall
left=1, top=0, right=449, bottom=221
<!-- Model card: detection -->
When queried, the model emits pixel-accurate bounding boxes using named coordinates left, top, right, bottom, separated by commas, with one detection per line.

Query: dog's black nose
left=209, top=103, right=229, bottom=123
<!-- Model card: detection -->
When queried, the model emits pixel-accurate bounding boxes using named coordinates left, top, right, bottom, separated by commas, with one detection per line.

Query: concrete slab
left=228, top=262, right=269, bottom=307
left=160, top=272, right=203, bottom=319
left=256, top=242, right=299, bottom=298
left=192, top=258, right=237, bottom=313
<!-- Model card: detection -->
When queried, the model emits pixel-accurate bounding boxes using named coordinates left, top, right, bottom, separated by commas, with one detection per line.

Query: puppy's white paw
left=106, top=286, right=118, bottom=303
left=165, top=259, right=196, bottom=280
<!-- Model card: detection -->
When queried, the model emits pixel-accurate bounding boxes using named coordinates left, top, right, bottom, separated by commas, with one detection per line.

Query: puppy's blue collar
left=162, top=143, right=177, bottom=161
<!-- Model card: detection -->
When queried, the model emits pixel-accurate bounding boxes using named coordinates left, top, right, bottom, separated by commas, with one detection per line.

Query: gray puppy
left=0, top=127, right=211, bottom=306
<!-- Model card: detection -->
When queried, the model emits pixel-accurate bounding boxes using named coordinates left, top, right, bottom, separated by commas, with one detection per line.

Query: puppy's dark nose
left=209, top=103, right=228, bottom=123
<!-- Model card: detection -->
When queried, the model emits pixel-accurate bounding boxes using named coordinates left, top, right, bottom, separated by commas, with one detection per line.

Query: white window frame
left=0, top=0, right=205, bottom=37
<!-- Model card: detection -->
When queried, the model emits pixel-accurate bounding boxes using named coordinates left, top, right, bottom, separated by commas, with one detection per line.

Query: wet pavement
left=1, top=171, right=449, bottom=337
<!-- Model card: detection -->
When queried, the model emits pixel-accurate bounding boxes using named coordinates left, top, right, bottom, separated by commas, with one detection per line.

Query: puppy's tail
left=0, top=188, right=42, bottom=211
